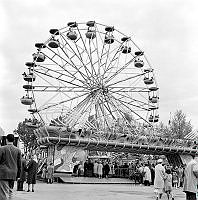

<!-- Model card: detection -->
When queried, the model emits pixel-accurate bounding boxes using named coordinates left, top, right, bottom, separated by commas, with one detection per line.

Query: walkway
left=14, top=181, right=186, bottom=200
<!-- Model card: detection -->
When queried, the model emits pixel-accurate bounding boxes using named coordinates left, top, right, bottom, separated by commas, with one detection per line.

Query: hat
left=157, top=159, right=163, bottom=163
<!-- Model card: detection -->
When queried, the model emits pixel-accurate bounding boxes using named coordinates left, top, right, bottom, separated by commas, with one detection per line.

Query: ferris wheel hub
left=90, top=85, right=108, bottom=96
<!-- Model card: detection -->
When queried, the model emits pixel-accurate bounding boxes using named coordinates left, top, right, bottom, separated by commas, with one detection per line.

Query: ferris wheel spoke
left=109, top=93, right=151, bottom=124
left=88, top=39, right=100, bottom=84
left=97, top=98, right=112, bottom=130
left=110, top=90, right=150, bottom=111
left=37, top=64, right=74, bottom=79
left=67, top=94, right=99, bottom=128
left=34, top=69, right=86, bottom=89
left=103, top=96, right=117, bottom=120
left=44, top=41, right=91, bottom=86
left=33, top=71, right=77, bottom=94
left=109, top=87, right=150, bottom=92
left=74, top=39, right=98, bottom=85
left=104, top=56, right=137, bottom=84
left=102, top=53, right=120, bottom=81
left=115, top=95, right=150, bottom=111
left=76, top=27, right=99, bottom=82
left=41, top=53, right=88, bottom=86
left=102, top=42, right=124, bottom=76
left=105, top=95, right=132, bottom=126
left=59, top=35, right=94, bottom=84
left=38, top=92, right=89, bottom=112
left=107, top=72, right=146, bottom=88
left=67, top=96, right=91, bottom=126
left=57, top=46, right=92, bottom=85
left=45, top=46, right=75, bottom=68
left=74, top=42, right=101, bottom=84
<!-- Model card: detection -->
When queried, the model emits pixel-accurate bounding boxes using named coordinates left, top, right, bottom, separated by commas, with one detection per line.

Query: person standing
left=97, top=161, right=103, bottom=179
left=77, top=161, right=84, bottom=177
left=154, top=159, right=166, bottom=200
left=178, top=165, right=184, bottom=188
left=41, top=163, right=47, bottom=182
left=0, top=134, right=21, bottom=200
left=103, top=161, right=110, bottom=178
left=17, top=154, right=27, bottom=191
left=46, top=163, right=54, bottom=184
left=164, top=169, right=174, bottom=200
left=93, top=160, right=98, bottom=178
left=150, top=164, right=155, bottom=185
left=87, top=159, right=94, bottom=177
left=143, top=163, right=151, bottom=186
left=138, top=164, right=144, bottom=184
left=183, top=155, right=198, bottom=200
left=172, top=171, right=178, bottom=188
left=84, top=160, right=88, bottom=177
left=26, top=155, right=38, bottom=192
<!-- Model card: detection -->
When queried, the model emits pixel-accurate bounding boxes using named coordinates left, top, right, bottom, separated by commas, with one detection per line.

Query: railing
left=114, top=168, right=142, bottom=183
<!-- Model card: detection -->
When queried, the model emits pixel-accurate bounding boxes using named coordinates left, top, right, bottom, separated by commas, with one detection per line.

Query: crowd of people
left=0, top=133, right=198, bottom=200
left=72, top=157, right=198, bottom=200
left=0, top=134, right=54, bottom=200
left=153, top=158, right=198, bottom=200
left=73, top=160, right=111, bottom=178
left=72, top=158, right=185, bottom=187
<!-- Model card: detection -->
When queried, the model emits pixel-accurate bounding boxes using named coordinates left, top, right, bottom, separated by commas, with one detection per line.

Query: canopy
left=184, top=130, right=198, bottom=140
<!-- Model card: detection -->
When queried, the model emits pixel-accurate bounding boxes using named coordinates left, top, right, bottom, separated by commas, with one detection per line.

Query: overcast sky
left=0, top=0, right=198, bottom=134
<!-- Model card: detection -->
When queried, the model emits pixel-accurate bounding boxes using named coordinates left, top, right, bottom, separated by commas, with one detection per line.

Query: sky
left=0, top=0, right=198, bottom=134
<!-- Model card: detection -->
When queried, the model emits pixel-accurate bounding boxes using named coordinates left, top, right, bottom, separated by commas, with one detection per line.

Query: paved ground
left=14, top=181, right=186, bottom=200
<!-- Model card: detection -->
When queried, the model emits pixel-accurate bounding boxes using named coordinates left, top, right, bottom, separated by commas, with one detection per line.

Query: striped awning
left=184, top=130, right=198, bottom=140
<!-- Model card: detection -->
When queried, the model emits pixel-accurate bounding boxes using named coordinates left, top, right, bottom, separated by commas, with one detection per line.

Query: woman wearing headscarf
left=26, top=155, right=38, bottom=192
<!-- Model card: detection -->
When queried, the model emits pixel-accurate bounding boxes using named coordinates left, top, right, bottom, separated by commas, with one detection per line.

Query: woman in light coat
left=143, top=164, right=151, bottom=186
left=97, top=161, right=103, bottom=179
left=154, top=159, right=166, bottom=199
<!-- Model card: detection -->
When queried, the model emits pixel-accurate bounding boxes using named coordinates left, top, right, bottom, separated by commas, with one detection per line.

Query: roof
left=184, top=130, right=198, bottom=140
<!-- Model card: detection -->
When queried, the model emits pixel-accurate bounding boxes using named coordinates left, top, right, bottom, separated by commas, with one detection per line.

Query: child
left=46, top=163, right=54, bottom=184
left=172, top=171, right=178, bottom=188
left=164, top=169, right=174, bottom=200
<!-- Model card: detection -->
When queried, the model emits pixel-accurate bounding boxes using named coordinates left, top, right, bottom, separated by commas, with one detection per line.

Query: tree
left=15, top=118, right=38, bottom=153
left=169, top=110, right=193, bottom=139
left=155, top=122, right=171, bottom=138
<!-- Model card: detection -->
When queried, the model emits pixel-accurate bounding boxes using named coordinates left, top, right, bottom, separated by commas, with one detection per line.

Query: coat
left=164, top=174, right=172, bottom=192
left=154, top=164, right=166, bottom=189
left=143, top=166, right=151, bottom=182
left=97, top=163, right=103, bottom=175
left=0, top=144, right=21, bottom=180
left=19, top=158, right=27, bottom=182
left=103, top=164, right=110, bottom=175
left=93, top=162, right=98, bottom=174
left=183, top=159, right=198, bottom=194
left=26, top=159, right=38, bottom=184
left=46, top=165, right=54, bottom=179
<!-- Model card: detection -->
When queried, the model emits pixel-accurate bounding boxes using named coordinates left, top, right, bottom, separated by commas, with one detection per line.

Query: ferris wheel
left=21, top=21, right=159, bottom=132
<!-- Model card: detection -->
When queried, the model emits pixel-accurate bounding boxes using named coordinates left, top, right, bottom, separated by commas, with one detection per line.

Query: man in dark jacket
left=0, top=134, right=21, bottom=199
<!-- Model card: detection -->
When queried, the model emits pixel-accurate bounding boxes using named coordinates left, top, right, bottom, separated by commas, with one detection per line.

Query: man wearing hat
left=154, top=159, right=166, bottom=200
